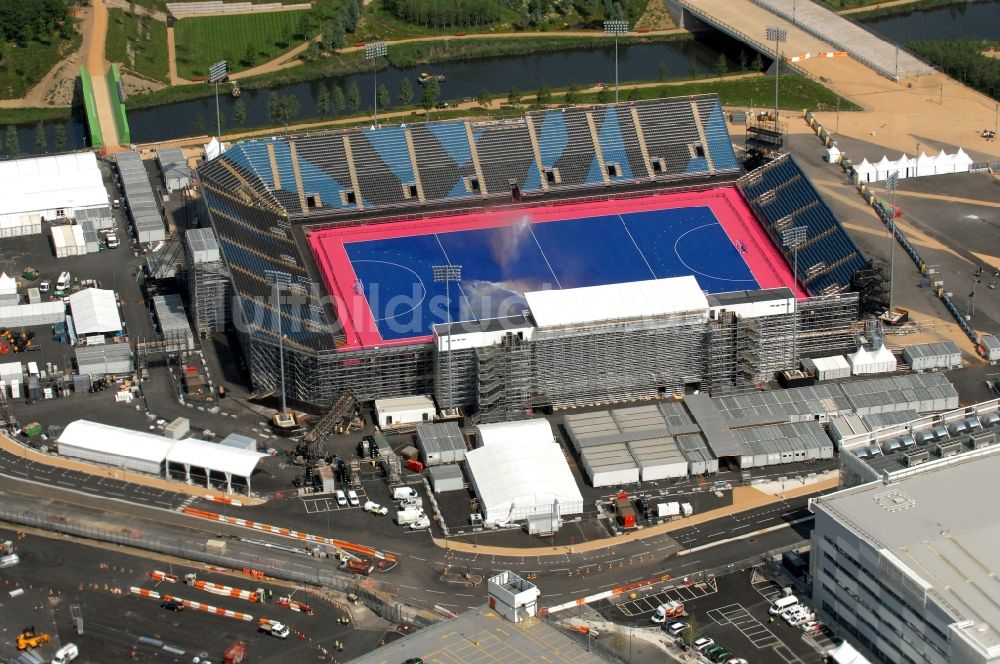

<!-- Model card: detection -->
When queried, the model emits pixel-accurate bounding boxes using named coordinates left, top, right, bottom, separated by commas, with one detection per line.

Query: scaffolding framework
left=186, top=227, right=231, bottom=336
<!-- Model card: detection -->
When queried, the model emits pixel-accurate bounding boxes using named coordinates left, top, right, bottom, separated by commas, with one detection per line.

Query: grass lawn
left=123, top=0, right=294, bottom=10
left=0, top=31, right=82, bottom=100
left=361, top=0, right=517, bottom=40
left=174, top=10, right=311, bottom=79
left=106, top=8, right=169, bottom=83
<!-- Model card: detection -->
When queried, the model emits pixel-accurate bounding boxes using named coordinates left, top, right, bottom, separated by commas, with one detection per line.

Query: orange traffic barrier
left=162, top=594, right=254, bottom=622
left=130, top=587, right=161, bottom=599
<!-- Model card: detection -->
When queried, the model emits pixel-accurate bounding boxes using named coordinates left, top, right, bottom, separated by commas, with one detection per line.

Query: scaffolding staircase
left=289, top=142, right=309, bottom=212
left=403, top=128, right=426, bottom=203
left=475, top=333, right=532, bottom=423
left=584, top=111, right=610, bottom=184
left=629, top=107, right=655, bottom=179
left=342, top=135, right=364, bottom=209
left=523, top=115, right=549, bottom=191
left=804, top=253, right=860, bottom=286
left=689, top=99, right=715, bottom=173
left=303, top=390, right=358, bottom=445
left=464, top=121, right=489, bottom=195
left=266, top=142, right=282, bottom=190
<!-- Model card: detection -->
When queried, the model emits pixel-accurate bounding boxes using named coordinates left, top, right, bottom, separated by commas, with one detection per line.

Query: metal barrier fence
left=0, top=506, right=432, bottom=628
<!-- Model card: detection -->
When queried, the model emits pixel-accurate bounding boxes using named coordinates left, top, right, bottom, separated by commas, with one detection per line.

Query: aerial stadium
left=196, top=95, right=865, bottom=420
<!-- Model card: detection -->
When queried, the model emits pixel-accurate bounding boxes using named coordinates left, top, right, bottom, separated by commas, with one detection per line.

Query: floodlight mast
left=782, top=226, right=807, bottom=368
left=765, top=26, right=787, bottom=124
left=365, top=41, right=388, bottom=128
left=603, top=21, right=628, bottom=105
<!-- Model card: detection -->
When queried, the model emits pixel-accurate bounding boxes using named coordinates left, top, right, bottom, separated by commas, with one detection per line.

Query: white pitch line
left=618, top=214, right=657, bottom=279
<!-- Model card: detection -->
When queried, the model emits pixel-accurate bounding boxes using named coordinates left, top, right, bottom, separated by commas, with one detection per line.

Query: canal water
left=6, top=1, right=1000, bottom=154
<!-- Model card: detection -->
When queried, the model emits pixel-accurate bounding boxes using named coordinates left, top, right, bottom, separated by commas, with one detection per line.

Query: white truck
left=258, top=620, right=290, bottom=639
left=52, top=643, right=79, bottom=664
left=395, top=508, right=424, bottom=525
left=656, top=502, right=694, bottom=519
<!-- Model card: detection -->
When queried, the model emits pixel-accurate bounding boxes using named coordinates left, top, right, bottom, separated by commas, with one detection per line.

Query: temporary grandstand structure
left=0, top=152, right=109, bottom=235
left=69, top=288, right=122, bottom=336
left=464, top=435, right=583, bottom=527
left=198, top=96, right=859, bottom=413
left=57, top=419, right=265, bottom=493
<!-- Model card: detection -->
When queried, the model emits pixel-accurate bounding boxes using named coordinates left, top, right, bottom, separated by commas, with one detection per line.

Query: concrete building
left=811, top=447, right=1000, bottom=664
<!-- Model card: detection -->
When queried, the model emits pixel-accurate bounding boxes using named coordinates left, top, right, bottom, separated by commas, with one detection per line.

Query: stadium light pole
left=765, top=26, right=787, bottom=124
left=265, top=270, right=293, bottom=415
left=432, top=265, right=462, bottom=409
left=782, top=226, right=807, bottom=368
left=365, top=41, right=388, bottom=128
left=603, top=20, right=628, bottom=105
left=884, top=171, right=899, bottom=313
left=208, top=60, right=229, bottom=138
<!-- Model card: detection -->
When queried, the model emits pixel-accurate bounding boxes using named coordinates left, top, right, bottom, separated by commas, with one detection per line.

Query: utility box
left=487, top=571, right=539, bottom=623
left=206, top=539, right=227, bottom=556
left=164, top=417, right=190, bottom=440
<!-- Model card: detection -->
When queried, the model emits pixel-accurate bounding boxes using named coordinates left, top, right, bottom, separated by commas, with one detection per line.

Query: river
left=7, top=1, right=1000, bottom=155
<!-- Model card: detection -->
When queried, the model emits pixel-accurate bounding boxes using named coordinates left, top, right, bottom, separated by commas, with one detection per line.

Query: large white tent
left=57, top=420, right=266, bottom=492
left=0, top=152, right=108, bottom=230
left=476, top=419, right=554, bottom=447
left=465, top=432, right=583, bottom=526
left=69, top=288, right=122, bottom=335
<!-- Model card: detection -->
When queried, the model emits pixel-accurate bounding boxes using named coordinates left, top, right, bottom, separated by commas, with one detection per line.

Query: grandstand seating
left=349, top=127, right=415, bottom=208
left=737, top=155, right=868, bottom=294
left=472, top=120, right=542, bottom=195
left=528, top=108, right=603, bottom=188
left=635, top=100, right=704, bottom=176
left=695, top=96, right=739, bottom=172
left=591, top=106, right=646, bottom=182
left=409, top=122, right=479, bottom=201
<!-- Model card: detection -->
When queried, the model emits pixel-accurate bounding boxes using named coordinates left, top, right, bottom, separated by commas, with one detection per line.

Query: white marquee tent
left=69, top=288, right=122, bottom=335
left=476, top=419, right=554, bottom=447
left=857, top=148, right=973, bottom=182
left=0, top=152, right=108, bottom=231
left=854, top=158, right=876, bottom=183
left=465, top=432, right=583, bottom=526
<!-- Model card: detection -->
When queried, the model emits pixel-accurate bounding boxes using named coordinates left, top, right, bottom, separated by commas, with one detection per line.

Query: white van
left=392, top=487, right=417, bottom=501
left=769, top=595, right=800, bottom=615
left=52, top=643, right=79, bottom=664
left=56, top=271, right=71, bottom=291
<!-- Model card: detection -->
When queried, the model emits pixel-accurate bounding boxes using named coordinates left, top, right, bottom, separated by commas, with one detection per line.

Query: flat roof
left=525, top=276, right=708, bottom=328
left=0, top=152, right=108, bottom=217
left=344, top=605, right=608, bottom=664
left=815, top=449, right=1000, bottom=652
left=58, top=419, right=172, bottom=464
left=706, top=287, right=794, bottom=307
left=166, top=438, right=265, bottom=478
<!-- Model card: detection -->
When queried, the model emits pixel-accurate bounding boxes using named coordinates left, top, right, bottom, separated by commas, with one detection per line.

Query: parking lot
left=0, top=527, right=396, bottom=663
left=606, top=567, right=828, bottom=664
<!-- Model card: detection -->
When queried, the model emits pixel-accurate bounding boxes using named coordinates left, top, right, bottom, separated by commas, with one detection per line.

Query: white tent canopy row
left=465, top=421, right=583, bottom=526
left=56, top=420, right=266, bottom=493
left=853, top=148, right=974, bottom=183
left=0, top=152, right=109, bottom=224
left=846, top=345, right=897, bottom=375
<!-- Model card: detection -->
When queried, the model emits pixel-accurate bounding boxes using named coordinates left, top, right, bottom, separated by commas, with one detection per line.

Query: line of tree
left=319, top=0, right=363, bottom=53
left=383, top=0, right=505, bottom=28
left=909, top=38, right=1000, bottom=102
left=512, top=0, right=647, bottom=30
left=0, top=0, right=73, bottom=45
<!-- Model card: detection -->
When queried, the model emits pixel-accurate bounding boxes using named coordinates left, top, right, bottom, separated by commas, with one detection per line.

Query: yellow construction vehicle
left=17, top=628, right=51, bottom=650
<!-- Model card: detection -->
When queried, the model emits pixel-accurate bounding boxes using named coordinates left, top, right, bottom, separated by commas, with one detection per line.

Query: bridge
left=80, top=0, right=130, bottom=152
left=667, top=0, right=933, bottom=82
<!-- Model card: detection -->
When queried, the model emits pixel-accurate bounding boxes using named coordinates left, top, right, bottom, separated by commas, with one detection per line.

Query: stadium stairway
left=524, top=115, right=550, bottom=191
left=266, top=143, right=282, bottom=190
left=342, top=135, right=365, bottom=210
left=288, top=142, right=309, bottom=212
left=689, top=99, right=716, bottom=174
left=403, top=128, right=427, bottom=203
left=629, top=107, right=655, bottom=179
left=465, top=121, right=489, bottom=195
left=584, top=112, right=610, bottom=185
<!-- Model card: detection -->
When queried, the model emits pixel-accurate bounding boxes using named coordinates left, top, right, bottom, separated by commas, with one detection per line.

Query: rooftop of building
left=814, top=447, right=1000, bottom=653
left=345, top=605, right=607, bottom=664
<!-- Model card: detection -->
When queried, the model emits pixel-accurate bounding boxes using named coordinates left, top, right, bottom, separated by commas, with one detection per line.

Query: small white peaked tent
left=847, top=347, right=875, bottom=375
left=953, top=147, right=973, bottom=173
left=204, top=137, right=223, bottom=161
left=915, top=152, right=935, bottom=177
left=854, top=158, right=876, bottom=183
left=935, top=149, right=954, bottom=174
left=874, top=155, right=896, bottom=181
left=870, top=344, right=897, bottom=373
left=893, top=154, right=915, bottom=178
left=825, top=144, right=842, bottom=163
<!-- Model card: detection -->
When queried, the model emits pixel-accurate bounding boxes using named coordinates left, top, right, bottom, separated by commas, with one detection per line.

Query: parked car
left=801, top=620, right=824, bottom=633
left=335, top=490, right=348, bottom=507
left=347, top=490, right=360, bottom=507
left=693, top=636, right=715, bottom=652
left=410, top=515, right=431, bottom=530
left=710, top=649, right=732, bottom=663
left=106, top=233, right=120, bottom=248
left=724, top=658, right=749, bottom=664
left=666, top=621, right=687, bottom=636
left=161, top=599, right=184, bottom=611
left=364, top=500, right=388, bottom=515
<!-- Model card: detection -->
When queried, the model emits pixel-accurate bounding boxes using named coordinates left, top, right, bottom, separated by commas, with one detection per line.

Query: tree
left=507, top=87, right=522, bottom=106
left=564, top=86, right=579, bottom=105
left=715, top=53, right=728, bottom=79
left=243, top=43, right=257, bottom=68
left=535, top=85, right=552, bottom=106
left=475, top=88, right=492, bottom=108
left=34, top=121, right=46, bottom=152
left=5, top=125, right=19, bottom=154
left=738, top=50, right=748, bottom=72
left=421, top=78, right=440, bottom=111
left=627, top=86, right=641, bottom=102
left=322, top=17, right=345, bottom=51
left=346, top=81, right=360, bottom=111
left=398, top=78, right=413, bottom=106
left=54, top=123, right=67, bottom=149
left=751, top=52, right=764, bottom=73
left=233, top=98, right=247, bottom=125
left=306, top=40, right=320, bottom=61
left=298, top=12, right=314, bottom=40
left=377, top=83, right=390, bottom=110
left=596, top=85, right=610, bottom=104
left=333, top=85, right=346, bottom=112
left=316, top=87, right=331, bottom=115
